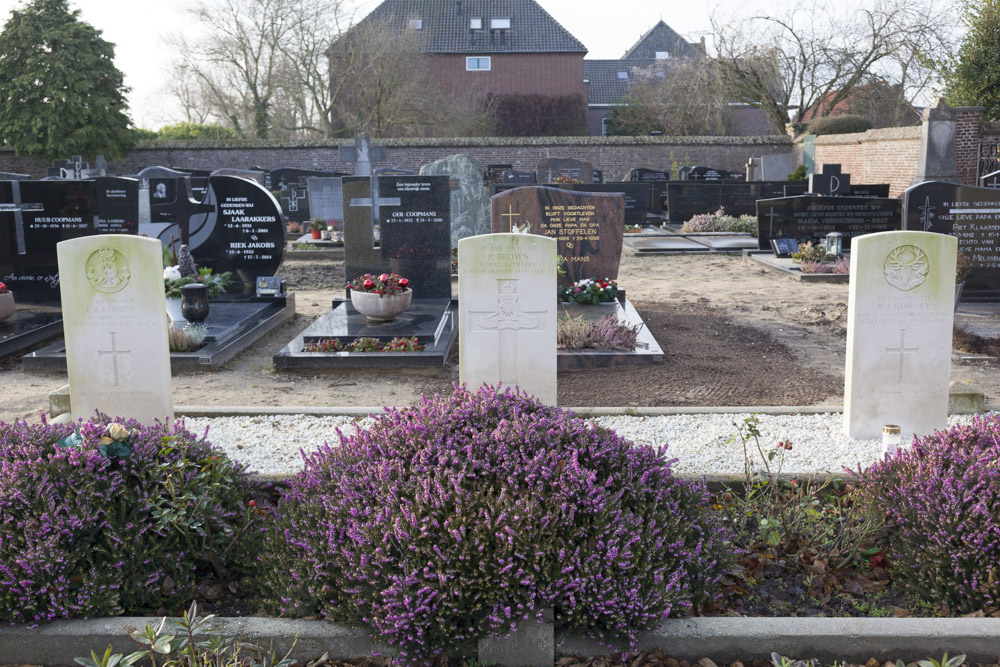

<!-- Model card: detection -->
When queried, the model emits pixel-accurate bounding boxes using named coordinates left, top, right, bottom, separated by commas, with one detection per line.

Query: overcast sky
left=0, top=0, right=960, bottom=130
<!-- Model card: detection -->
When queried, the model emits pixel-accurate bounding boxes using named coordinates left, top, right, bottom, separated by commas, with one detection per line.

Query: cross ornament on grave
left=766, top=206, right=778, bottom=240
left=885, top=328, right=919, bottom=383
left=98, top=331, right=132, bottom=387
left=282, top=187, right=305, bottom=213
left=919, top=197, right=937, bottom=231
left=339, top=135, right=388, bottom=178
left=810, top=164, right=851, bottom=196
left=501, top=204, right=521, bottom=232
left=4, top=181, right=42, bottom=255
left=467, top=280, right=546, bottom=386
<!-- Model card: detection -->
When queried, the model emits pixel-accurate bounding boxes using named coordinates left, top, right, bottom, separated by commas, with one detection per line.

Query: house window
left=490, top=17, right=511, bottom=29
left=655, top=50, right=669, bottom=59
left=602, top=116, right=609, bottom=137
left=466, top=56, right=491, bottom=71
left=617, top=71, right=628, bottom=80
left=408, top=18, right=422, bottom=29
left=469, top=17, right=482, bottom=30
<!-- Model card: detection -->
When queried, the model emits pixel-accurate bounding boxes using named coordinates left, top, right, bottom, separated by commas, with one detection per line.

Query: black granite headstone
left=903, top=181, right=1000, bottom=300
left=536, top=158, right=594, bottom=184
left=136, top=166, right=215, bottom=246
left=343, top=175, right=451, bottom=299
left=1, top=180, right=99, bottom=300
left=0, top=172, right=30, bottom=181
left=268, top=168, right=337, bottom=222
left=846, top=184, right=891, bottom=198
left=666, top=181, right=808, bottom=224
left=626, top=168, right=670, bottom=182
left=211, top=168, right=267, bottom=185
left=593, top=169, right=604, bottom=183
left=91, top=177, right=138, bottom=234
left=809, top=164, right=851, bottom=196
left=683, top=166, right=744, bottom=181
left=170, top=167, right=212, bottom=201
left=484, top=164, right=513, bottom=184
left=756, top=195, right=901, bottom=252
left=45, top=155, right=105, bottom=180
left=570, top=183, right=649, bottom=224
left=502, top=170, right=536, bottom=184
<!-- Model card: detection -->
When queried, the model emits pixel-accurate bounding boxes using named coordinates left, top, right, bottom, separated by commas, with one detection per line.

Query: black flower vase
left=180, top=284, right=210, bottom=323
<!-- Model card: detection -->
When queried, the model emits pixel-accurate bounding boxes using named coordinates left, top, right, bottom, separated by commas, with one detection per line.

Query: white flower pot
left=165, top=296, right=186, bottom=329
left=0, top=291, right=13, bottom=321
left=350, top=288, right=412, bottom=323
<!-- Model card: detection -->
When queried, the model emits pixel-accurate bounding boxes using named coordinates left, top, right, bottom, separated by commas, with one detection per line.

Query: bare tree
left=607, top=58, right=735, bottom=136
left=711, top=0, right=956, bottom=133
left=327, top=20, right=492, bottom=138
left=169, top=0, right=351, bottom=139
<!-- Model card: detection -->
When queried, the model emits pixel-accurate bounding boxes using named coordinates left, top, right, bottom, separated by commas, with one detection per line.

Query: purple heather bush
left=258, top=385, right=730, bottom=664
left=0, top=414, right=260, bottom=625
left=862, top=414, right=1000, bottom=614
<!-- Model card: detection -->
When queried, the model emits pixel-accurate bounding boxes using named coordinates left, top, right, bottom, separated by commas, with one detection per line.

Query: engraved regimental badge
left=883, top=245, right=929, bottom=292
left=85, top=247, right=131, bottom=294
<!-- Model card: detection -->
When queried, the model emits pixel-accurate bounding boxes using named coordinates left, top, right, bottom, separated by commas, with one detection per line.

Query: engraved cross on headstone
left=468, top=280, right=546, bottom=386
left=98, top=331, right=132, bottom=387
left=339, top=135, right=388, bottom=179
left=3, top=181, right=42, bottom=255
left=919, top=196, right=936, bottom=231
left=885, top=328, right=919, bottom=383
left=282, top=187, right=305, bottom=213
left=501, top=204, right=521, bottom=232
left=766, top=206, right=778, bottom=240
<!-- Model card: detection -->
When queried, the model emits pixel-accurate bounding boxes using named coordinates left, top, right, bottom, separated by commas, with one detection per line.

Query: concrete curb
left=6, top=616, right=1000, bottom=666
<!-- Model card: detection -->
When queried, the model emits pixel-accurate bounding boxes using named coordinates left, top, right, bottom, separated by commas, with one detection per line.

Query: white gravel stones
left=179, top=411, right=993, bottom=478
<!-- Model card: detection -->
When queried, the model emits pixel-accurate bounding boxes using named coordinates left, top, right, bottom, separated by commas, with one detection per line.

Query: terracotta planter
left=0, top=291, right=13, bottom=321
left=350, top=288, right=412, bottom=323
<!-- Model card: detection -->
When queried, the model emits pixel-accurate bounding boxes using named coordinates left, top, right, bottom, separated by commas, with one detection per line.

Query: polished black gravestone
left=0, top=305, right=62, bottom=359
left=92, top=177, right=139, bottom=234
left=626, top=168, right=669, bottom=211
left=756, top=195, right=901, bottom=251
left=809, top=164, right=851, bottom=195
left=903, top=181, right=1000, bottom=300
left=485, top=164, right=513, bottom=183
left=45, top=155, right=105, bottom=180
left=0, top=180, right=94, bottom=300
left=980, top=170, right=1000, bottom=189
left=170, top=167, right=212, bottom=201
left=571, top=183, right=649, bottom=224
left=211, top=168, right=267, bottom=185
left=503, top=170, right=536, bottom=184
left=273, top=298, right=458, bottom=369
left=680, top=165, right=744, bottom=181
left=136, top=165, right=215, bottom=242
left=24, top=294, right=296, bottom=372
left=269, top=168, right=338, bottom=222
left=593, top=169, right=604, bottom=183
left=666, top=181, right=807, bottom=224
left=536, top=158, right=594, bottom=184
left=343, top=175, right=451, bottom=298
left=846, top=184, right=891, bottom=198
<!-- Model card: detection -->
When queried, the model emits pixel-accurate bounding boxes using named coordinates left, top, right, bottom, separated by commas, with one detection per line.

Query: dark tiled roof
left=621, top=20, right=703, bottom=60
left=584, top=60, right=655, bottom=105
left=348, top=0, right=587, bottom=54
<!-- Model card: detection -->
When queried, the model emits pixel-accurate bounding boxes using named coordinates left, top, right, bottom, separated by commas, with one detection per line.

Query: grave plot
left=755, top=195, right=901, bottom=251
left=490, top=186, right=663, bottom=370
left=665, top=181, right=807, bottom=224
left=17, top=173, right=294, bottom=372
left=274, top=174, right=458, bottom=369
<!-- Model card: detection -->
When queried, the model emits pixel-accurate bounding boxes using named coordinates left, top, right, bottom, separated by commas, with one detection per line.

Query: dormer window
left=655, top=51, right=669, bottom=59
left=469, top=17, right=482, bottom=30
left=408, top=18, right=422, bottom=29
left=490, top=17, right=511, bottom=29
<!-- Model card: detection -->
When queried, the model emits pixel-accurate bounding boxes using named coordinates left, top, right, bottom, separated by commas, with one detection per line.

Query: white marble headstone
left=844, top=230, right=957, bottom=439
left=58, top=234, right=173, bottom=423
left=458, top=233, right=557, bottom=405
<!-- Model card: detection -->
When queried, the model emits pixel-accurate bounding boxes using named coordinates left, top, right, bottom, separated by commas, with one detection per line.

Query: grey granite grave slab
left=624, top=236, right=711, bottom=253
left=23, top=295, right=295, bottom=372
left=0, top=305, right=62, bottom=359
left=273, top=298, right=458, bottom=369
left=684, top=234, right=757, bottom=250
left=743, top=250, right=851, bottom=283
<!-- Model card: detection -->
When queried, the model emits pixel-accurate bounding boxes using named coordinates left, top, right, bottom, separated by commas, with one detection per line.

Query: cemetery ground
left=5, top=251, right=1000, bottom=419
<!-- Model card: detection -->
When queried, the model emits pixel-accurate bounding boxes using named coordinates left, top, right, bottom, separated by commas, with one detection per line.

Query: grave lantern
left=824, top=232, right=843, bottom=258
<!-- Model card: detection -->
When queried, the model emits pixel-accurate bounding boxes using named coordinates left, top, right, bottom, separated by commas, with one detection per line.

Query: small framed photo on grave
left=771, top=237, right=799, bottom=257
left=256, top=276, right=282, bottom=297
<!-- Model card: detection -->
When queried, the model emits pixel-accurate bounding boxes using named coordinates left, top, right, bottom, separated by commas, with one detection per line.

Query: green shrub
left=806, top=115, right=873, bottom=136
left=786, top=165, right=808, bottom=181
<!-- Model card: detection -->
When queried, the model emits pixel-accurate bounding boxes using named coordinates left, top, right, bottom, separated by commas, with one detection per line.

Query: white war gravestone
left=458, top=233, right=557, bottom=405
left=844, top=230, right=956, bottom=439
left=58, top=234, right=173, bottom=423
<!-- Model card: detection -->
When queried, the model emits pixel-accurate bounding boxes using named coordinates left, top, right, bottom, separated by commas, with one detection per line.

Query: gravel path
left=179, top=411, right=990, bottom=478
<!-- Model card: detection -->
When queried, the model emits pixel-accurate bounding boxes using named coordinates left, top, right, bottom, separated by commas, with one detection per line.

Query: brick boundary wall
left=0, top=136, right=794, bottom=182
left=813, top=127, right=921, bottom=198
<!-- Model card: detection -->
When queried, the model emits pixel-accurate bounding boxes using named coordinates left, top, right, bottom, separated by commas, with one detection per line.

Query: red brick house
left=337, top=0, right=589, bottom=135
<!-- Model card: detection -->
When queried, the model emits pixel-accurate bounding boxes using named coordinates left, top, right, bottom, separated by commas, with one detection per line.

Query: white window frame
left=616, top=71, right=629, bottom=80
left=466, top=56, right=492, bottom=71
left=490, top=17, right=511, bottom=30
left=655, top=50, right=669, bottom=59
left=408, top=18, right=422, bottom=29
left=469, top=17, right=482, bottom=30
